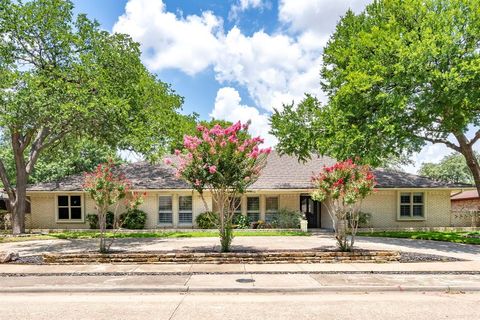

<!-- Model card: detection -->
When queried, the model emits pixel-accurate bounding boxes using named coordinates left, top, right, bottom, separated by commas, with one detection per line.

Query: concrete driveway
left=1, top=233, right=479, bottom=261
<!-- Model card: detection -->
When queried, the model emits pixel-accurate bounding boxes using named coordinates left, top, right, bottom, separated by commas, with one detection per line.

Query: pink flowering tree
left=166, top=121, right=270, bottom=252
left=311, top=160, right=375, bottom=251
left=84, top=160, right=144, bottom=252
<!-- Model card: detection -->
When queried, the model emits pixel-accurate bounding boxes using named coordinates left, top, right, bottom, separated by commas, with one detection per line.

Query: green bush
left=233, top=214, right=250, bottom=229
left=271, top=208, right=302, bottom=228
left=120, top=209, right=147, bottom=229
left=86, top=212, right=115, bottom=229
left=196, top=211, right=219, bottom=229
left=347, top=211, right=371, bottom=227
left=253, top=220, right=274, bottom=229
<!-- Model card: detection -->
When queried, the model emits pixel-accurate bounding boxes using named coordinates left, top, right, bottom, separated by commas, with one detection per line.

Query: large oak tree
left=0, top=0, right=188, bottom=234
left=271, top=0, right=480, bottom=193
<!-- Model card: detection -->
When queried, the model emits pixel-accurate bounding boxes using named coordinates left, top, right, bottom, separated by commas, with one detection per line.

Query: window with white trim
left=399, top=192, right=424, bottom=218
left=57, top=195, right=82, bottom=221
left=178, top=196, right=193, bottom=224
left=247, top=197, right=260, bottom=222
left=159, top=196, right=173, bottom=224
left=265, top=197, right=278, bottom=223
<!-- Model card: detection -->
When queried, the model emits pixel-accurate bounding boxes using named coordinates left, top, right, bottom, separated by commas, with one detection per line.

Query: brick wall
left=451, top=198, right=480, bottom=227
left=27, top=189, right=466, bottom=229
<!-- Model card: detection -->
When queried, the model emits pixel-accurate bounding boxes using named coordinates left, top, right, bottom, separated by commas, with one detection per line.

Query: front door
left=300, top=195, right=321, bottom=228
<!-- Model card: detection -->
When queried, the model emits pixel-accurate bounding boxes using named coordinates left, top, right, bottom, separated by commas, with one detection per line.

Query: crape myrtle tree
left=271, top=0, right=480, bottom=193
left=166, top=121, right=271, bottom=252
left=83, top=160, right=143, bottom=253
left=0, top=0, right=188, bottom=234
left=311, top=160, right=375, bottom=251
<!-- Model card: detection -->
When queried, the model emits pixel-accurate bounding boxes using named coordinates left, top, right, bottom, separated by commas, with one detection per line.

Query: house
left=451, top=190, right=480, bottom=210
left=451, top=190, right=480, bottom=227
left=24, top=152, right=473, bottom=230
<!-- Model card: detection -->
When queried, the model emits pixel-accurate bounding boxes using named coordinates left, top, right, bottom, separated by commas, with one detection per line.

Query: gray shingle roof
left=27, top=151, right=469, bottom=191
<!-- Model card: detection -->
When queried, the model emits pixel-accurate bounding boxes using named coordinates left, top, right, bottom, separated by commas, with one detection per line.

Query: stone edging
left=43, top=250, right=400, bottom=264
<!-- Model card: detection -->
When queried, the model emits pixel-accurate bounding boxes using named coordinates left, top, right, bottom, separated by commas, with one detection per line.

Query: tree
left=271, top=0, right=480, bottom=194
left=167, top=121, right=270, bottom=252
left=0, top=136, right=121, bottom=184
left=0, top=0, right=186, bottom=234
left=83, top=160, right=143, bottom=252
left=311, top=160, right=375, bottom=251
left=419, top=152, right=478, bottom=184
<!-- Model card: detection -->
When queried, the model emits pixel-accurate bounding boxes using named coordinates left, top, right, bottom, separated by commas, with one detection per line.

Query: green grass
left=0, top=230, right=309, bottom=242
left=357, top=230, right=480, bottom=245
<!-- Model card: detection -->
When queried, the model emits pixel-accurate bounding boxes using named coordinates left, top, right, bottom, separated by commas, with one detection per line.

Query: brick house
left=20, top=151, right=473, bottom=230
left=451, top=190, right=480, bottom=227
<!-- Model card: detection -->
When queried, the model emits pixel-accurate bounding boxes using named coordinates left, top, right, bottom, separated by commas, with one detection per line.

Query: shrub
left=271, top=208, right=302, bottom=228
left=120, top=209, right=147, bottom=229
left=252, top=220, right=273, bottom=229
left=233, top=214, right=249, bottom=229
left=196, top=211, right=219, bottom=229
left=346, top=211, right=371, bottom=228
left=86, top=212, right=114, bottom=229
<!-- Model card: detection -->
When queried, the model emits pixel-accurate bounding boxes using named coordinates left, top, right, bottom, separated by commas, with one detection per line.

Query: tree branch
left=468, top=129, right=480, bottom=147
left=422, top=136, right=461, bottom=152
left=25, top=127, right=50, bottom=174
left=0, top=159, right=14, bottom=201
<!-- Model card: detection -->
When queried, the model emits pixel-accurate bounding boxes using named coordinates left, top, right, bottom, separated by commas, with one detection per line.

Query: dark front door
left=300, top=196, right=321, bottom=228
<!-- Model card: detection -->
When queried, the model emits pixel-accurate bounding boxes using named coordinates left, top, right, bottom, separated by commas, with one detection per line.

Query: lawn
left=0, top=230, right=309, bottom=243
left=357, top=230, right=480, bottom=245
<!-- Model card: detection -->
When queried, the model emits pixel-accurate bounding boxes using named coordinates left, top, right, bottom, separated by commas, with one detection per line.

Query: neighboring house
left=451, top=190, right=480, bottom=210
left=451, top=190, right=480, bottom=227
left=24, top=152, right=473, bottom=230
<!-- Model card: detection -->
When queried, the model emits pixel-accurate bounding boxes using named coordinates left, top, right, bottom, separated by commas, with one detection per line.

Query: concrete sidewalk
left=1, top=261, right=480, bottom=274
left=1, top=272, right=479, bottom=293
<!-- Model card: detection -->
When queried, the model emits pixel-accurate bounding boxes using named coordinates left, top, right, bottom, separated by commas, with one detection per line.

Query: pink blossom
left=174, top=149, right=181, bottom=156
left=220, top=141, right=227, bottom=147
left=262, top=147, right=272, bottom=154
left=194, top=179, right=201, bottom=186
left=196, top=124, right=205, bottom=132
left=228, top=135, right=238, bottom=144
left=163, top=158, right=172, bottom=165
left=209, top=165, right=217, bottom=174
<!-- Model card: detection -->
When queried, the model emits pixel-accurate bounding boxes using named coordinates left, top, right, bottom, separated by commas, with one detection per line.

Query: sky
left=71, top=0, right=476, bottom=173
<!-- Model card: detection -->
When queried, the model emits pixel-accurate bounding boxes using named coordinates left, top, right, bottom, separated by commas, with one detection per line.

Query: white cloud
left=113, top=0, right=222, bottom=75
left=279, top=0, right=371, bottom=37
left=210, top=87, right=277, bottom=147
left=229, top=0, right=268, bottom=21
left=214, top=27, right=324, bottom=111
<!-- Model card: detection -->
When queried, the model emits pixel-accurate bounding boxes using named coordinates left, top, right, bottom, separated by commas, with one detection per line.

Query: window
left=179, top=196, right=193, bottom=224
left=247, top=197, right=260, bottom=222
left=57, top=195, right=82, bottom=221
left=159, top=196, right=173, bottom=224
left=399, top=192, right=424, bottom=219
left=265, top=197, right=278, bottom=223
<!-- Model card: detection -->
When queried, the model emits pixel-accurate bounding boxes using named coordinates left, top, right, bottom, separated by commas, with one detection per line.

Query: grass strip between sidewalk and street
left=358, top=230, right=480, bottom=245
left=0, top=230, right=310, bottom=243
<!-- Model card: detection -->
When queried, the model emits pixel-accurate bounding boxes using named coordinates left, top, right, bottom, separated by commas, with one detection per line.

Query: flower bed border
left=43, top=250, right=400, bottom=264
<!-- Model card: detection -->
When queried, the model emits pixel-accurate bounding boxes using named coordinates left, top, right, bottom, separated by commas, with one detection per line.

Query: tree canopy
left=271, top=0, right=480, bottom=193
left=419, top=152, right=478, bottom=184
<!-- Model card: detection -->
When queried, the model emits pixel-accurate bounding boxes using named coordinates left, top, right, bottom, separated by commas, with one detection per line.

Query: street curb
left=1, top=285, right=480, bottom=293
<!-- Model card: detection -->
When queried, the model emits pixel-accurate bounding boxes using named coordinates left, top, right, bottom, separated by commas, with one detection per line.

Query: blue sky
left=70, top=0, right=474, bottom=172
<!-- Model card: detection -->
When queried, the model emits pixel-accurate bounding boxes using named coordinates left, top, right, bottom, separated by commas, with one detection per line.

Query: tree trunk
left=455, top=133, right=480, bottom=196
left=11, top=169, right=28, bottom=235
